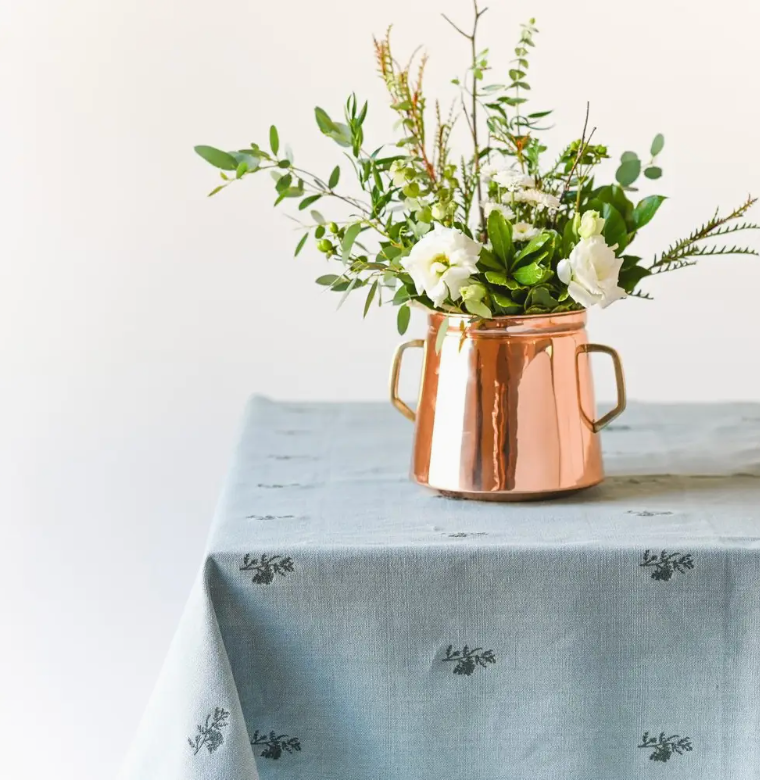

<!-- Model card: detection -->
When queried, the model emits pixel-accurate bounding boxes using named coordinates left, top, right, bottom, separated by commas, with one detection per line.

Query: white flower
left=512, top=222, right=540, bottom=242
left=557, top=235, right=626, bottom=309
left=480, top=157, right=515, bottom=182
left=512, top=188, right=560, bottom=211
left=493, top=169, right=536, bottom=191
left=578, top=210, right=605, bottom=239
left=484, top=202, right=515, bottom=221
left=401, top=225, right=482, bottom=308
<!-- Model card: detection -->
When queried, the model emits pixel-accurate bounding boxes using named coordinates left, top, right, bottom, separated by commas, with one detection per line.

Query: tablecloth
left=119, top=397, right=760, bottom=780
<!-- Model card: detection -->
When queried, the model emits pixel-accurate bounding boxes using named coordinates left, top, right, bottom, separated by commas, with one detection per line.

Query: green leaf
left=275, top=173, right=292, bottom=193
left=478, top=247, right=503, bottom=271
left=328, top=166, right=340, bottom=188
left=341, top=223, right=363, bottom=260
left=513, top=262, right=549, bottom=286
left=465, top=299, right=492, bottom=318
left=397, top=304, right=411, bottom=335
left=298, top=194, right=322, bottom=210
left=599, top=203, right=628, bottom=251
left=207, top=184, right=227, bottom=197
left=650, top=133, right=665, bottom=156
left=363, top=280, right=378, bottom=317
left=392, top=286, right=411, bottom=305
left=485, top=271, right=522, bottom=290
left=528, top=286, right=558, bottom=309
left=269, top=125, right=279, bottom=155
left=491, top=291, right=521, bottom=312
left=310, top=210, right=326, bottom=224
left=621, top=151, right=639, bottom=163
left=316, top=274, right=340, bottom=286
left=194, top=145, right=238, bottom=171
left=315, top=107, right=334, bottom=134
left=615, top=158, right=641, bottom=187
left=235, top=161, right=248, bottom=179
left=514, top=232, right=551, bottom=266
left=644, top=166, right=663, bottom=180
left=487, top=210, right=513, bottom=267
left=294, top=232, right=308, bottom=257
left=632, top=195, right=666, bottom=229
left=618, top=259, right=651, bottom=293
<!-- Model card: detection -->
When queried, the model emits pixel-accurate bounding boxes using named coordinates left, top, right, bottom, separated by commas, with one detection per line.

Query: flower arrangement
left=195, top=3, right=758, bottom=337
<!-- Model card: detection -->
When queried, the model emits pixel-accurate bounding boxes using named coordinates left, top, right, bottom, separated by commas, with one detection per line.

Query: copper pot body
left=390, top=310, right=626, bottom=501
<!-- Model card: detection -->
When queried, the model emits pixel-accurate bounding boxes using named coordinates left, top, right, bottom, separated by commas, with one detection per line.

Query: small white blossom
left=557, top=235, right=626, bottom=309
left=484, top=202, right=515, bottom=221
left=512, top=188, right=560, bottom=211
left=401, top=225, right=483, bottom=308
left=493, top=169, right=536, bottom=191
left=480, top=157, right=514, bottom=182
left=512, top=222, right=540, bottom=242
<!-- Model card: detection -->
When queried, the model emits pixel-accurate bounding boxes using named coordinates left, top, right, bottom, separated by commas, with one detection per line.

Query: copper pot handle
left=577, top=343, right=627, bottom=433
left=389, top=339, right=424, bottom=422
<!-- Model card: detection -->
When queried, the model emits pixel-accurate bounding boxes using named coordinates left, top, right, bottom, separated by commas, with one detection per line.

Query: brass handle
left=577, top=343, right=627, bottom=433
left=389, top=339, right=424, bottom=422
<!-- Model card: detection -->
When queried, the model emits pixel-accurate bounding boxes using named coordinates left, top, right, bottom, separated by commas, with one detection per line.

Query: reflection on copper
left=389, top=310, right=626, bottom=501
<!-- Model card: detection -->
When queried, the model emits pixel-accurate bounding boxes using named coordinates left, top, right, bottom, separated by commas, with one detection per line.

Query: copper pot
left=389, top=309, right=626, bottom=500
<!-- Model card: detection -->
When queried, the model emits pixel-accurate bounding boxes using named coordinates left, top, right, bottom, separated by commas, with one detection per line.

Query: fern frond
left=648, top=195, right=759, bottom=275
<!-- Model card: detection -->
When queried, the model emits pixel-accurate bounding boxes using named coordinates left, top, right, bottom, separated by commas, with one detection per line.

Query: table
left=119, top=397, right=760, bottom=780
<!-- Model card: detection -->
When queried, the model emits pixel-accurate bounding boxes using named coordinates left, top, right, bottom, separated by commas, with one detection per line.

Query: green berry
left=317, top=239, right=333, bottom=253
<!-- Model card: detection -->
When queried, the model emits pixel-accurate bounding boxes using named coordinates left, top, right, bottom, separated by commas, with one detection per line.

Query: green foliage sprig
left=194, top=3, right=758, bottom=332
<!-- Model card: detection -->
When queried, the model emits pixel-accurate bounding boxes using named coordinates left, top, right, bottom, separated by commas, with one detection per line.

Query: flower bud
left=431, top=202, right=448, bottom=221
left=417, top=206, right=433, bottom=223
left=460, top=282, right=487, bottom=303
left=578, top=210, right=605, bottom=240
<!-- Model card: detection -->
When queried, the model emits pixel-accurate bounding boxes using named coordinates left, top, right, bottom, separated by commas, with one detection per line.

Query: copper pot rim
left=413, top=304, right=588, bottom=335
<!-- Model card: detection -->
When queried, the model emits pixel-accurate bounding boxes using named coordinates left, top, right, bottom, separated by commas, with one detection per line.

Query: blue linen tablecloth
left=119, top=397, right=760, bottom=780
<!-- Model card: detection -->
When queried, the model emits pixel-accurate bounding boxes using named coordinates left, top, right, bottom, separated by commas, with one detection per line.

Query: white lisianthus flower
left=493, top=169, right=536, bottom=191
left=401, top=225, right=483, bottom=308
left=512, top=222, right=540, bottom=242
left=484, top=202, right=515, bottom=221
left=578, top=210, right=605, bottom=239
left=557, top=235, right=627, bottom=309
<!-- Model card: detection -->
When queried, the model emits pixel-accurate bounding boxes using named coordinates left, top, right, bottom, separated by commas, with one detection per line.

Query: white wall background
left=1, top=1, right=759, bottom=778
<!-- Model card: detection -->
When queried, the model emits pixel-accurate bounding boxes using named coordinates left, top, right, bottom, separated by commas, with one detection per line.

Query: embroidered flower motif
left=250, top=730, right=301, bottom=760
left=240, top=553, right=295, bottom=584
left=639, top=549, right=694, bottom=581
left=638, top=732, right=693, bottom=762
left=442, top=644, right=496, bottom=675
left=188, top=708, right=230, bottom=756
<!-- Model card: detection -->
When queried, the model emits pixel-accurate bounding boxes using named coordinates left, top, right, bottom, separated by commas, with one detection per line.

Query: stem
left=443, top=1, right=488, bottom=241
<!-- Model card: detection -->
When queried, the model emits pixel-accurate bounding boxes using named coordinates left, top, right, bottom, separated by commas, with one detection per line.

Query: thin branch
left=558, top=102, right=593, bottom=208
